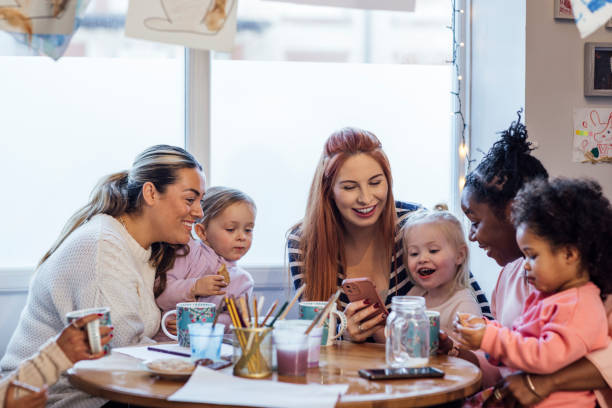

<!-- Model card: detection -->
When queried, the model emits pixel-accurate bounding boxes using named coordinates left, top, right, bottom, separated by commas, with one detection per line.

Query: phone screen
left=358, top=367, right=444, bottom=380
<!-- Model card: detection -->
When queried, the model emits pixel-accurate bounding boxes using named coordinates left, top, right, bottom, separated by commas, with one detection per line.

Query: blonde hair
left=198, top=186, right=256, bottom=227
left=400, top=209, right=469, bottom=290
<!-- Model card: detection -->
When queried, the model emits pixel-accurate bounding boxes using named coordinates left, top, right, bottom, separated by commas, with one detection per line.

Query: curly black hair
left=465, top=110, right=548, bottom=216
left=511, top=178, right=612, bottom=297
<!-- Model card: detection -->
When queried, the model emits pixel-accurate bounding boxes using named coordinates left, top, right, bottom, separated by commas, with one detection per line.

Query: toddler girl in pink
left=456, top=178, right=612, bottom=408
left=156, top=187, right=255, bottom=336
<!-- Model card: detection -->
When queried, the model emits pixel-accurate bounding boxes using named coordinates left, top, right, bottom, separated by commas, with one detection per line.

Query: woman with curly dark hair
left=455, top=111, right=612, bottom=407
left=456, top=177, right=612, bottom=407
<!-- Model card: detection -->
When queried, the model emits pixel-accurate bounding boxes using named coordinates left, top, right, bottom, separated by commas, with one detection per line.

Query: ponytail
left=38, top=171, right=129, bottom=266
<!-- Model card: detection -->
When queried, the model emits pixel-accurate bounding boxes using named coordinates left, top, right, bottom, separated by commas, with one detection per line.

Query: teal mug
left=66, top=307, right=112, bottom=355
left=161, top=302, right=216, bottom=347
left=299, top=301, right=347, bottom=346
left=426, top=310, right=440, bottom=355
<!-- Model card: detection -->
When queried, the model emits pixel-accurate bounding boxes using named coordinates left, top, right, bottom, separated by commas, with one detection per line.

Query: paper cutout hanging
left=1, top=0, right=89, bottom=60
left=262, top=0, right=415, bottom=12
left=569, top=0, right=612, bottom=38
left=125, top=0, right=238, bottom=52
left=573, top=107, right=612, bottom=163
left=0, top=0, right=77, bottom=35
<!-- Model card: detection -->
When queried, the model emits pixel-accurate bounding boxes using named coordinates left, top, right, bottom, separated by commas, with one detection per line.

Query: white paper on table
left=169, top=366, right=348, bottom=408
left=261, top=0, right=415, bottom=12
left=124, top=0, right=238, bottom=52
left=570, top=0, right=612, bottom=38
left=113, top=343, right=233, bottom=361
left=0, top=0, right=77, bottom=35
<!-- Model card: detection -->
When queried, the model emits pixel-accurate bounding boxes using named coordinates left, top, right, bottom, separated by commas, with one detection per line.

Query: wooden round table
left=68, top=341, right=481, bottom=407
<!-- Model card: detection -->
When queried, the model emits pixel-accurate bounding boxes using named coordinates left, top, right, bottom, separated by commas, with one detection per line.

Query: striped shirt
left=287, top=201, right=493, bottom=319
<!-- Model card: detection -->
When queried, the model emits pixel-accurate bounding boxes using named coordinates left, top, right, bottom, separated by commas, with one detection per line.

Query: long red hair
left=294, top=127, right=397, bottom=301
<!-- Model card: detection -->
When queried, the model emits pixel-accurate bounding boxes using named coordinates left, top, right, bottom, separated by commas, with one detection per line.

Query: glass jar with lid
left=385, top=296, right=429, bottom=367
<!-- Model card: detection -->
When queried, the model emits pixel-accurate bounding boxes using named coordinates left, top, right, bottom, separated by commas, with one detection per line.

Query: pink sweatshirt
left=479, top=258, right=612, bottom=407
left=481, top=282, right=609, bottom=408
left=155, top=239, right=254, bottom=337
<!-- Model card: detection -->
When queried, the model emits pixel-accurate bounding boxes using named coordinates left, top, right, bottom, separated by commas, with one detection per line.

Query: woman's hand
left=344, top=300, right=387, bottom=343
left=453, top=313, right=486, bottom=350
left=56, top=314, right=113, bottom=363
left=493, top=372, right=551, bottom=407
left=191, top=275, right=227, bottom=297
left=437, top=330, right=454, bottom=354
left=4, top=382, right=47, bottom=408
left=165, top=317, right=177, bottom=335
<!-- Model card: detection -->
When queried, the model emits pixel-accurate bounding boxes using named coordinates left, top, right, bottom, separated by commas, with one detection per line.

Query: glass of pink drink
left=273, top=328, right=309, bottom=376
left=275, top=320, right=322, bottom=367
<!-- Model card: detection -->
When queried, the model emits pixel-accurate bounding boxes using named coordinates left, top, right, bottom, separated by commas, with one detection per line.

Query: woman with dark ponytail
left=453, top=111, right=612, bottom=407
left=0, top=145, right=205, bottom=408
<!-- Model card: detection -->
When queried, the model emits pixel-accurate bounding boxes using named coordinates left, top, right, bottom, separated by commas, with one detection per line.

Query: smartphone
left=341, top=277, right=389, bottom=319
left=358, top=367, right=444, bottom=380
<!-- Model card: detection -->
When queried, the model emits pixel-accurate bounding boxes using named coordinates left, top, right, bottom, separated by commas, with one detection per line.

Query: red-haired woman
left=288, top=127, right=492, bottom=342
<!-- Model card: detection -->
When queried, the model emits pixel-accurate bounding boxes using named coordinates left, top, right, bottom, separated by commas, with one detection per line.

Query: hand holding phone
left=358, top=366, right=444, bottom=380
left=341, top=277, right=388, bottom=319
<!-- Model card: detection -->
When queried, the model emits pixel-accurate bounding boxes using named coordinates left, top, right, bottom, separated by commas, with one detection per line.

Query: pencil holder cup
left=232, top=326, right=273, bottom=379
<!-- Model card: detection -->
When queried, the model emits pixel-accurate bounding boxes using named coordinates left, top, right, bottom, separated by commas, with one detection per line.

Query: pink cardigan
left=481, top=282, right=608, bottom=407
left=155, top=239, right=254, bottom=337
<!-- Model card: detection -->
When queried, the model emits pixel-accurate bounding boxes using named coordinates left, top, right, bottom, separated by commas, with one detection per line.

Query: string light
left=449, top=0, right=469, bottom=193
left=459, top=143, right=467, bottom=159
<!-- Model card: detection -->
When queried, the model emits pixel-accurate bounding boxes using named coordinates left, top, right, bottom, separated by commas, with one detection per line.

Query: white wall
left=525, top=1, right=612, bottom=198
left=468, top=0, right=612, bottom=301
left=468, top=0, right=526, bottom=298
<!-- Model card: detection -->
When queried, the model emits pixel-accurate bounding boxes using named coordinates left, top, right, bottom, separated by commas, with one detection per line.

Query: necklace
left=117, top=214, right=128, bottom=229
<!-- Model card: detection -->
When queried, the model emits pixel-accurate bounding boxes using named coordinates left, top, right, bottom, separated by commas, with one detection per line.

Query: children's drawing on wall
left=262, top=0, right=415, bottom=12
left=569, top=0, right=612, bottom=38
left=573, top=108, right=612, bottom=164
left=0, top=0, right=77, bottom=36
left=125, top=0, right=237, bottom=52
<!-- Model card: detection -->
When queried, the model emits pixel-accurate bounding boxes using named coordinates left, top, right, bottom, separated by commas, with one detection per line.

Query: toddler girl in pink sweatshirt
left=457, top=178, right=611, bottom=408
left=155, top=187, right=255, bottom=336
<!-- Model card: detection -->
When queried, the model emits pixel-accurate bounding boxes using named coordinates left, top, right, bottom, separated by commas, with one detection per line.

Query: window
left=0, top=0, right=184, bottom=268
left=209, top=1, right=453, bottom=267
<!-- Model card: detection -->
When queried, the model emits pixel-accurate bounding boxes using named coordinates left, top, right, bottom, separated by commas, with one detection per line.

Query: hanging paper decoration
left=261, top=0, right=415, bottom=12
left=573, top=107, right=612, bottom=163
left=125, top=0, right=238, bottom=52
left=570, top=0, right=612, bottom=38
left=0, top=0, right=90, bottom=60
left=0, top=0, right=77, bottom=35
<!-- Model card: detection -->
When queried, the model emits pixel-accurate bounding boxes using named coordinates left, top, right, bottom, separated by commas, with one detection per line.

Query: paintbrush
left=278, top=284, right=306, bottom=320
left=266, top=301, right=288, bottom=327
left=260, top=299, right=278, bottom=327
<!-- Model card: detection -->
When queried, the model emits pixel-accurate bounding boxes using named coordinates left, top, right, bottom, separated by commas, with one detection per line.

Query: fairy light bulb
left=459, top=176, right=466, bottom=191
left=460, top=42, right=465, bottom=47
left=457, top=75, right=463, bottom=81
left=459, top=143, right=467, bottom=159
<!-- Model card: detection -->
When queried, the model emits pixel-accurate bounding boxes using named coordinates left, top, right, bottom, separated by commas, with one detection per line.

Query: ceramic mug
left=299, top=301, right=347, bottom=346
left=161, top=302, right=215, bottom=347
left=66, top=307, right=112, bottom=354
left=425, top=310, right=440, bottom=355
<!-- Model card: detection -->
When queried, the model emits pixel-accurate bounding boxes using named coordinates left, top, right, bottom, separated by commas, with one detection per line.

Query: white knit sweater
left=0, top=214, right=161, bottom=408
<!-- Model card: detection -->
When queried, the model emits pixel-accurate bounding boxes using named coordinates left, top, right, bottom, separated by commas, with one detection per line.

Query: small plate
left=142, top=358, right=195, bottom=381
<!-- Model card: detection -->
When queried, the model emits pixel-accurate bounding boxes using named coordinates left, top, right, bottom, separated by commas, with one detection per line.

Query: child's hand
left=191, top=275, right=227, bottom=297
left=453, top=313, right=486, bottom=350
left=165, top=317, right=177, bottom=335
